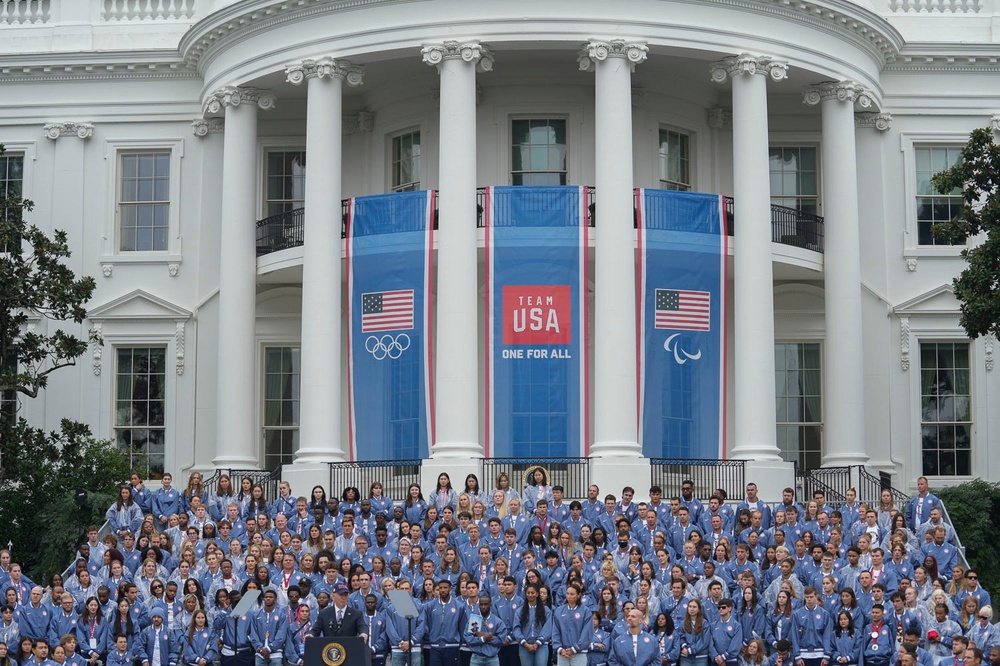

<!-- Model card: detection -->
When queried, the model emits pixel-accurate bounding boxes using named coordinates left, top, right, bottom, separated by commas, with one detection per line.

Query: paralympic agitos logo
left=502, top=285, right=572, bottom=345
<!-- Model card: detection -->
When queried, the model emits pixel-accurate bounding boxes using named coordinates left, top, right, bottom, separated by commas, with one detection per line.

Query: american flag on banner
left=361, top=290, right=414, bottom=332
left=655, top=288, right=711, bottom=331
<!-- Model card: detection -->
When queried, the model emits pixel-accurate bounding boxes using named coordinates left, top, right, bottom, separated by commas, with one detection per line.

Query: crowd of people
left=0, top=468, right=994, bottom=666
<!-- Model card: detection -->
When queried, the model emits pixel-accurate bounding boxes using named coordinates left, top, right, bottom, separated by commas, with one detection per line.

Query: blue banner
left=485, top=186, right=589, bottom=458
left=347, top=191, right=435, bottom=461
left=637, top=189, right=727, bottom=459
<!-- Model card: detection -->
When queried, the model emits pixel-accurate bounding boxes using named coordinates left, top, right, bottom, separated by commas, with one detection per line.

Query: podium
left=305, top=636, right=372, bottom=666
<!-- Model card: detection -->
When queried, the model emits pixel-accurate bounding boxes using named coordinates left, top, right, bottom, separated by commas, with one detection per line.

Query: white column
left=580, top=39, right=647, bottom=458
left=710, top=55, right=786, bottom=461
left=422, top=41, right=493, bottom=462
left=207, top=86, right=275, bottom=468
left=285, top=58, right=364, bottom=464
left=804, top=81, right=871, bottom=466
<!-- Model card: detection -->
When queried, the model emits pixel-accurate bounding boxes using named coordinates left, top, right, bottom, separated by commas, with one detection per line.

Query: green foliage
left=931, top=127, right=1000, bottom=340
left=0, top=417, right=134, bottom=581
left=0, top=143, right=131, bottom=581
left=934, top=479, right=1000, bottom=593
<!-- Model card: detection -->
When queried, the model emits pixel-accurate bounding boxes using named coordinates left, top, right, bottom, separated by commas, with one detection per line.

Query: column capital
left=707, top=108, right=733, bottom=129
left=43, top=122, right=94, bottom=140
left=203, top=86, right=276, bottom=117
left=191, top=118, right=224, bottom=137
left=855, top=111, right=893, bottom=131
left=802, top=80, right=876, bottom=107
left=421, top=41, right=494, bottom=72
left=578, top=39, right=648, bottom=72
left=710, top=54, right=788, bottom=83
left=285, top=57, right=364, bottom=86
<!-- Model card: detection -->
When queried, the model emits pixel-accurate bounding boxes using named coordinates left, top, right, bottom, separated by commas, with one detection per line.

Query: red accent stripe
left=483, top=187, right=492, bottom=458
left=634, top=188, right=643, bottom=440
left=427, top=189, right=437, bottom=451
left=345, top=198, right=355, bottom=463
left=720, top=194, right=730, bottom=460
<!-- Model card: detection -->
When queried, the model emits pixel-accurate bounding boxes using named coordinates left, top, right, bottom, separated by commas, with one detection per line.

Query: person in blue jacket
left=792, top=588, right=832, bottom=666
left=514, top=583, right=552, bottom=666
left=608, top=609, right=659, bottom=666
left=249, top=590, right=286, bottom=666
left=863, top=604, right=893, bottom=666
left=831, top=611, right=863, bottom=666
left=176, top=611, right=217, bottom=666
left=75, top=598, right=107, bottom=666
left=586, top=614, right=610, bottom=666
left=464, top=596, right=507, bottom=666
left=153, top=475, right=182, bottom=529
left=712, top=600, right=743, bottom=666
left=425, top=579, right=463, bottom=666
left=384, top=579, right=426, bottom=666
left=17, top=588, right=51, bottom=642
left=553, top=584, right=594, bottom=666
left=130, top=474, right=152, bottom=515
left=108, top=488, right=144, bottom=540
left=106, top=633, right=141, bottom=666
left=137, top=607, right=175, bottom=666
left=284, top=604, right=311, bottom=666
left=47, top=595, right=78, bottom=647
left=678, top=599, right=713, bottom=666
left=215, top=589, right=252, bottom=666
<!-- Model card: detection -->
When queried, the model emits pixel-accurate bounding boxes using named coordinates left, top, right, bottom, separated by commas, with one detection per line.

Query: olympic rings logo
left=364, top=333, right=411, bottom=360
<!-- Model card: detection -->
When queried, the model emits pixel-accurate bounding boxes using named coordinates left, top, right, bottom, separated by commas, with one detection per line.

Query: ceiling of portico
left=248, top=43, right=835, bottom=117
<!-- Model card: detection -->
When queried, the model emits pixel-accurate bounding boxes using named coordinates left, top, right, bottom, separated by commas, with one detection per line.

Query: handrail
left=937, top=499, right=970, bottom=568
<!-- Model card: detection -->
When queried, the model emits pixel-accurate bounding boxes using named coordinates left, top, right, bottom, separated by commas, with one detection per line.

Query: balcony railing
left=482, top=457, right=592, bottom=500
left=649, top=458, right=746, bottom=500
left=254, top=189, right=825, bottom=257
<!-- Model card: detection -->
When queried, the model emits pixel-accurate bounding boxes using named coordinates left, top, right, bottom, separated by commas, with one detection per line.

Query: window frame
left=113, top=344, right=169, bottom=479
left=102, top=138, right=183, bottom=263
left=389, top=128, right=422, bottom=193
left=497, top=106, right=583, bottom=187
left=766, top=139, right=822, bottom=215
left=261, top=344, right=302, bottom=470
left=509, top=116, right=570, bottom=186
left=117, top=151, right=172, bottom=253
left=915, top=338, right=974, bottom=478
left=657, top=127, right=693, bottom=192
left=263, top=148, right=307, bottom=218
left=773, top=341, right=824, bottom=473
left=257, top=139, right=305, bottom=220
left=900, top=132, right=971, bottom=258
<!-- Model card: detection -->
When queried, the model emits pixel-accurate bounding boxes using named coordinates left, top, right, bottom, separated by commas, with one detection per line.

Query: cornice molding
left=42, top=121, right=94, bottom=139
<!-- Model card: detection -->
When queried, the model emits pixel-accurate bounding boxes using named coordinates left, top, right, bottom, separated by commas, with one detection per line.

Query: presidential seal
left=322, top=643, right=347, bottom=666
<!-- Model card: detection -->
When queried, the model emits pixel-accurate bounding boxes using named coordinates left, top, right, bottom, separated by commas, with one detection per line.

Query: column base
left=211, top=454, right=262, bottom=469
left=294, top=447, right=348, bottom=465
left=590, top=441, right=643, bottom=458
left=589, top=458, right=651, bottom=499
left=281, top=463, right=331, bottom=495
left=741, top=460, right=797, bottom=503
left=729, top=447, right=783, bottom=463
left=421, top=458, right=482, bottom=492
left=822, top=452, right=870, bottom=467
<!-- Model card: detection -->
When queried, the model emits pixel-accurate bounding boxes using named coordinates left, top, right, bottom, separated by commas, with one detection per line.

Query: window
left=391, top=131, right=421, bottom=192
left=775, top=343, right=822, bottom=472
left=118, top=152, right=170, bottom=252
left=115, top=347, right=166, bottom=479
left=511, top=118, right=567, bottom=185
left=920, top=342, right=972, bottom=476
left=0, top=152, right=23, bottom=250
left=511, top=360, right=569, bottom=457
left=0, top=351, right=15, bottom=427
left=769, top=147, right=818, bottom=214
left=265, top=151, right=306, bottom=217
left=915, top=146, right=964, bottom=246
left=659, top=129, right=691, bottom=191
left=263, top=347, right=300, bottom=469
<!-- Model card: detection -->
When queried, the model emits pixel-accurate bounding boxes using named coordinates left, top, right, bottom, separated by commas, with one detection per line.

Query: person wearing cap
left=711, top=600, right=743, bottom=666
left=306, top=581, right=367, bottom=640
left=137, top=606, right=175, bottom=666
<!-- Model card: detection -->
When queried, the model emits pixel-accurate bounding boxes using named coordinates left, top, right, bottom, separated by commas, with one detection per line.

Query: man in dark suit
left=307, top=581, right=369, bottom=640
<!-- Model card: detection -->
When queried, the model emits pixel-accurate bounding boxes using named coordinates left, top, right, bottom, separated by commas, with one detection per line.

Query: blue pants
left=429, top=647, right=460, bottom=666
left=391, top=651, right=423, bottom=666
left=518, top=645, right=549, bottom=666
left=470, top=656, right=499, bottom=666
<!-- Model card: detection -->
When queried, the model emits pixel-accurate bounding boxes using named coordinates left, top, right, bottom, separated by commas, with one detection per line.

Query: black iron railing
left=203, top=467, right=283, bottom=501
left=256, top=208, right=304, bottom=256
left=795, top=464, right=849, bottom=504
left=649, top=459, right=745, bottom=500
left=482, top=457, right=592, bottom=500
left=859, top=466, right=909, bottom=506
left=329, top=460, right=423, bottom=504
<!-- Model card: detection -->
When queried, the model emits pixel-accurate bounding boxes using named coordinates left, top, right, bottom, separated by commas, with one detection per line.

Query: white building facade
left=1, top=0, right=997, bottom=498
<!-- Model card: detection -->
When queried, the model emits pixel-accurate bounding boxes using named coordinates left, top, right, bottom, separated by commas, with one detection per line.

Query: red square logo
left=502, top=285, right=572, bottom=345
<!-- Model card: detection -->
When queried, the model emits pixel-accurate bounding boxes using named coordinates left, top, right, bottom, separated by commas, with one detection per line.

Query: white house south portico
left=0, top=0, right=995, bottom=498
